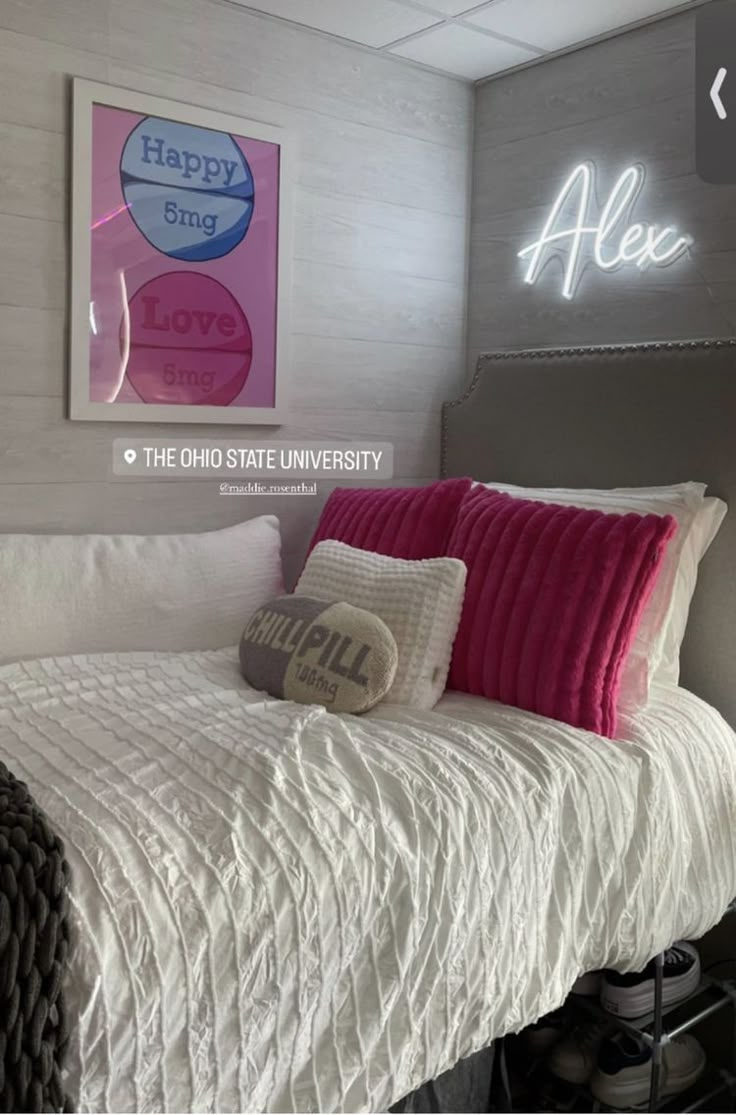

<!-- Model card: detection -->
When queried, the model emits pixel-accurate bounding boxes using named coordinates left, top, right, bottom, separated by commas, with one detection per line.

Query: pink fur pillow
left=445, top=488, right=677, bottom=737
left=307, top=477, right=472, bottom=560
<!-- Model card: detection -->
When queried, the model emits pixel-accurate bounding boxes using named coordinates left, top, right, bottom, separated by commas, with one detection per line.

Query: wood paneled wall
left=467, top=11, right=736, bottom=366
left=0, top=0, right=472, bottom=581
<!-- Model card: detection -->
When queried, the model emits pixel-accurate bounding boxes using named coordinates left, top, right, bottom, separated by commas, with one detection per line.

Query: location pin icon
left=123, top=448, right=137, bottom=465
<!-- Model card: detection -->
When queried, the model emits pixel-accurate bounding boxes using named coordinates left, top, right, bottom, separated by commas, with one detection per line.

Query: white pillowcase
left=0, top=516, right=284, bottom=664
left=295, top=540, right=467, bottom=710
left=481, top=481, right=726, bottom=708
left=656, top=495, right=725, bottom=684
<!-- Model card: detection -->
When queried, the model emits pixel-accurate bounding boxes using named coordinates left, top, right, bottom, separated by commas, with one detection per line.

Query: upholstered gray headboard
left=441, top=339, right=736, bottom=728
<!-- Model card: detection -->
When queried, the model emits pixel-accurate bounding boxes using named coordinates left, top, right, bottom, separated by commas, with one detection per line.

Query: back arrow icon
left=711, top=66, right=728, bottom=119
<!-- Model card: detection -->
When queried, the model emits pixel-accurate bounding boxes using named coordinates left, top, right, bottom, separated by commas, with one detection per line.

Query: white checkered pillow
left=295, top=540, right=467, bottom=709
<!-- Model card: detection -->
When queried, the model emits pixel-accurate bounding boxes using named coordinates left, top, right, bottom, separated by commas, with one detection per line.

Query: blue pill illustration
left=120, top=117, right=255, bottom=261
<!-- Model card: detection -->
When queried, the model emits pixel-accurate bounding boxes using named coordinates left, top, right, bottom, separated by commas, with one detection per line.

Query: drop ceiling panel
left=389, top=22, right=539, bottom=79
left=225, top=0, right=698, bottom=81
left=410, top=0, right=497, bottom=15
left=229, top=0, right=439, bottom=48
left=464, top=0, right=687, bottom=53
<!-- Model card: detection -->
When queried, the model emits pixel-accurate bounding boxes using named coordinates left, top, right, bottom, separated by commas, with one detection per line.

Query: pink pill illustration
left=124, top=271, right=252, bottom=406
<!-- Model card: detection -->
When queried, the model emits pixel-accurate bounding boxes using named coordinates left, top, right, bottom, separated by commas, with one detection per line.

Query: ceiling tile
left=230, top=0, right=439, bottom=48
left=406, top=0, right=495, bottom=15
left=388, top=22, right=538, bottom=79
left=463, top=0, right=684, bottom=53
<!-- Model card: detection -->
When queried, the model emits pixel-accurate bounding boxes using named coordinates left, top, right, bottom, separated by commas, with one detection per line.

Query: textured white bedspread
left=0, top=648, right=735, bottom=1113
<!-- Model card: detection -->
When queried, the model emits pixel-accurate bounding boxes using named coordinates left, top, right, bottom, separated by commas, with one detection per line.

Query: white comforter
left=1, top=648, right=735, bottom=1114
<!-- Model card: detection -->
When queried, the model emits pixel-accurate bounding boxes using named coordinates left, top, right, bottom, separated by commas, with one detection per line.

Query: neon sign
left=517, top=162, right=693, bottom=300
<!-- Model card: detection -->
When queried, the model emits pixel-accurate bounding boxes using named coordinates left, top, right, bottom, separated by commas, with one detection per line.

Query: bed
left=1, top=338, right=736, bottom=1113
left=4, top=650, right=736, bottom=1113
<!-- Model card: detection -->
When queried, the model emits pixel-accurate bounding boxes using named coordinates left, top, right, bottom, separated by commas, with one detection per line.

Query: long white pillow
left=481, top=481, right=726, bottom=707
left=295, top=540, right=467, bottom=710
left=0, top=516, right=284, bottom=664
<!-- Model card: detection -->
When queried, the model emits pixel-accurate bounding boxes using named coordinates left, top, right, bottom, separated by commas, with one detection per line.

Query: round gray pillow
left=239, top=595, right=398, bottom=714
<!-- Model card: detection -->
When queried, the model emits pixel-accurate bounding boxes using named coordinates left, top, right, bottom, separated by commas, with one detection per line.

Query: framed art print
left=69, top=80, right=292, bottom=423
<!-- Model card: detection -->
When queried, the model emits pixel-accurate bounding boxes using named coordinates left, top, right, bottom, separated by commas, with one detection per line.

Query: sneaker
left=600, top=942, right=700, bottom=1018
left=524, top=1008, right=568, bottom=1058
left=547, top=1018, right=611, bottom=1084
left=590, top=1032, right=706, bottom=1108
left=570, top=971, right=603, bottom=997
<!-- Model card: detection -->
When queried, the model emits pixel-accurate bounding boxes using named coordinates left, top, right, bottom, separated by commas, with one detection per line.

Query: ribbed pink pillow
left=446, top=488, right=677, bottom=737
left=307, top=478, right=472, bottom=560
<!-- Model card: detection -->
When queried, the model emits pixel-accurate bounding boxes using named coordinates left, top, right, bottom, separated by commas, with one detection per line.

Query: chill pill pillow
left=239, top=595, right=398, bottom=714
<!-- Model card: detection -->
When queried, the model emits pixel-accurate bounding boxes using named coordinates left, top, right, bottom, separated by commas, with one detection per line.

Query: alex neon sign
left=517, top=162, right=693, bottom=300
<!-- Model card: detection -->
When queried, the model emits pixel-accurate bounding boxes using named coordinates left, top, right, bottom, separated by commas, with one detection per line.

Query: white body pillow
left=481, top=481, right=726, bottom=707
left=0, top=516, right=284, bottom=664
left=295, top=540, right=467, bottom=710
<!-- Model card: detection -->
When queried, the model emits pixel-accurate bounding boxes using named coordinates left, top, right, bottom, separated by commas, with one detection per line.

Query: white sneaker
left=547, top=1019, right=610, bottom=1084
left=590, top=1032, right=706, bottom=1108
left=601, top=942, right=700, bottom=1018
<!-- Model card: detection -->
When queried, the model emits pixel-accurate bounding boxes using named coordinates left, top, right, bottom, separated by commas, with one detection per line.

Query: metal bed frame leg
left=649, top=952, right=665, bottom=1112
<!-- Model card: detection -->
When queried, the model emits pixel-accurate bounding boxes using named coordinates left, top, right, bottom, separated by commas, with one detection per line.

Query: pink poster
left=70, top=82, right=292, bottom=423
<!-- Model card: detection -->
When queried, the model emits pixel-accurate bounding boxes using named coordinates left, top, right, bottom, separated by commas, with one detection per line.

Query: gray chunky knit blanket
left=0, top=760, right=71, bottom=1113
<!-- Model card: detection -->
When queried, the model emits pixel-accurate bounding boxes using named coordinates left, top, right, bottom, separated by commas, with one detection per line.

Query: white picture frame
left=69, top=79, right=293, bottom=424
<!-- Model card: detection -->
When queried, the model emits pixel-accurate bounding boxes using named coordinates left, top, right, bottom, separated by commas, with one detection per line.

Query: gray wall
left=0, top=0, right=472, bottom=580
left=467, top=10, right=736, bottom=365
